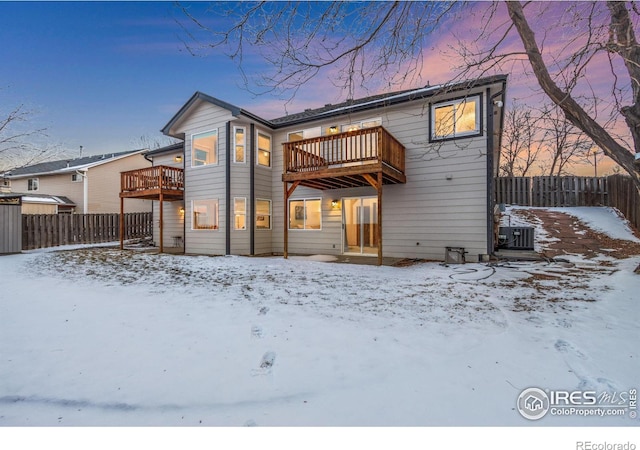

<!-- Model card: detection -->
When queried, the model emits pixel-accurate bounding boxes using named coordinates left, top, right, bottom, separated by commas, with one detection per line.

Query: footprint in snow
left=251, top=325, right=263, bottom=339
left=554, top=339, right=587, bottom=359
left=258, top=306, right=269, bottom=316
left=251, top=351, right=276, bottom=376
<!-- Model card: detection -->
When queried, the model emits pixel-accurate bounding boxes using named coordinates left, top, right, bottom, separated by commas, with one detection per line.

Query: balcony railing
left=283, top=126, right=405, bottom=175
left=120, top=165, right=184, bottom=199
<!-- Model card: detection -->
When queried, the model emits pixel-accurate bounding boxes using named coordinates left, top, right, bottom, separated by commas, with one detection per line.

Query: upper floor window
left=431, top=95, right=481, bottom=140
left=71, top=173, right=82, bottom=182
left=28, top=178, right=39, bottom=191
left=288, top=131, right=304, bottom=142
left=258, top=131, right=271, bottom=167
left=341, top=117, right=382, bottom=133
left=234, top=126, right=246, bottom=163
left=192, top=130, right=218, bottom=167
left=257, top=131, right=272, bottom=167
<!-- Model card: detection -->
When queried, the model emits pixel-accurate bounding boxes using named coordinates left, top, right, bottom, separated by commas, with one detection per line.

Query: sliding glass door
left=342, top=197, right=378, bottom=255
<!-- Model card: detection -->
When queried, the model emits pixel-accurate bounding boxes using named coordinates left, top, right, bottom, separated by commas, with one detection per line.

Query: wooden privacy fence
left=495, top=176, right=608, bottom=207
left=607, top=174, right=640, bottom=232
left=496, top=175, right=640, bottom=232
left=22, top=212, right=152, bottom=251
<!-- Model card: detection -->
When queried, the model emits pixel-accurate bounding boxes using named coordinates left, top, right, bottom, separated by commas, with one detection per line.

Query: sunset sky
left=0, top=1, right=626, bottom=175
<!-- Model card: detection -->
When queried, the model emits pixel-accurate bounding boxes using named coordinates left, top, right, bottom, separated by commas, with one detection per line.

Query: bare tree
left=539, top=104, right=594, bottom=176
left=130, top=134, right=181, bottom=151
left=179, top=1, right=640, bottom=190
left=503, top=1, right=640, bottom=189
left=500, top=100, right=545, bottom=177
left=0, top=100, right=65, bottom=173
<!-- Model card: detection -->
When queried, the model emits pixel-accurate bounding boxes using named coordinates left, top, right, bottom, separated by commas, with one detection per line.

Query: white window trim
left=191, top=199, right=219, bottom=231
left=233, top=197, right=247, bottom=231
left=233, top=126, right=246, bottom=164
left=288, top=198, right=323, bottom=231
left=28, top=178, right=39, bottom=191
left=191, top=129, right=219, bottom=168
left=255, top=198, right=272, bottom=230
left=256, top=130, right=272, bottom=168
left=71, top=173, right=82, bottom=182
left=430, top=95, right=481, bottom=141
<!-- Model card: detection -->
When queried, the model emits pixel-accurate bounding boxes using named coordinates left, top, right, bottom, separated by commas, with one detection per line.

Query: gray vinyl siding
left=152, top=201, right=184, bottom=249
left=254, top=132, right=273, bottom=255
left=175, top=101, right=233, bottom=256
left=151, top=150, right=185, bottom=249
left=168, top=81, right=501, bottom=261
left=229, top=120, right=251, bottom=255
left=272, top=85, right=494, bottom=262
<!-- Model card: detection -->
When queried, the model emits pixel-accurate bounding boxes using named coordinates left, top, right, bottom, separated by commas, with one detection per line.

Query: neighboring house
left=121, top=75, right=507, bottom=263
left=3, top=150, right=152, bottom=214
left=0, top=192, right=76, bottom=214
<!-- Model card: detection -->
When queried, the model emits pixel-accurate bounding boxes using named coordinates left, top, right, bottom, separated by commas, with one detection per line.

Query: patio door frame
left=341, top=196, right=379, bottom=256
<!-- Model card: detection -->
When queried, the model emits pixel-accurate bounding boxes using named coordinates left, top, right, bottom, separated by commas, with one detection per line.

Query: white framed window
left=192, top=199, right=219, bottom=230
left=256, top=199, right=271, bottom=230
left=71, top=173, right=82, bottom=182
left=431, top=95, right=481, bottom=140
left=257, top=131, right=272, bottom=167
left=28, top=178, right=39, bottom=191
left=2, top=179, right=11, bottom=188
left=287, top=130, right=304, bottom=142
left=234, top=126, right=246, bottom=163
left=234, top=197, right=246, bottom=230
left=341, top=117, right=382, bottom=133
left=289, top=198, right=322, bottom=230
left=192, top=130, right=218, bottom=167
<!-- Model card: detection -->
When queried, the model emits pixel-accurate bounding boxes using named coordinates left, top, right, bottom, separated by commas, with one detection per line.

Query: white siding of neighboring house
left=10, top=173, right=84, bottom=211
left=89, top=153, right=152, bottom=213
left=11, top=153, right=152, bottom=214
left=173, top=100, right=234, bottom=256
left=271, top=84, right=497, bottom=262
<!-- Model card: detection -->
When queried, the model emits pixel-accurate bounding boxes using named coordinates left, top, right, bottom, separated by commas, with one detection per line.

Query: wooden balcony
left=119, top=165, right=184, bottom=200
left=282, top=126, right=406, bottom=189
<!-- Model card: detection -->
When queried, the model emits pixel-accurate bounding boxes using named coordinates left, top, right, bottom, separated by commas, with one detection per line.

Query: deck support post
left=283, top=180, right=300, bottom=259
left=377, top=171, right=383, bottom=266
left=159, top=192, right=164, bottom=253
left=119, top=196, right=124, bottom=250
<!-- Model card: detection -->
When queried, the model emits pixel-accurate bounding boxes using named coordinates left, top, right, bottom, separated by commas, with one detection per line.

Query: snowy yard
left=1, top=207, right=639, bottom=430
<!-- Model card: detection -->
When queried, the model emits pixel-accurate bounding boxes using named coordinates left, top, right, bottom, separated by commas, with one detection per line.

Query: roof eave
left=161, top=92, right=274, bottom=137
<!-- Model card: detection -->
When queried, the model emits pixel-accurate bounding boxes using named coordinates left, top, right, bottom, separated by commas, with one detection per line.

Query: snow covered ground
left=1, top=207, right=639, bottom=447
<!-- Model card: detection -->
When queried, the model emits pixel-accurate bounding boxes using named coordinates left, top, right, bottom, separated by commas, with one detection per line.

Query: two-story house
left=120, top=75, right=507, bottom=263
left=5, top=150, right=152, bottom=214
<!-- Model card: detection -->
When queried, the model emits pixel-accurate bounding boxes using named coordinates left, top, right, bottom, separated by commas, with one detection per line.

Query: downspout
left=250, top=123, right=256, bottom=255
left=225, top=121, right=231, bottom=255
left=487, top=84, right=506, bottom=258
left=76, top=169, right=89, bottom=213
